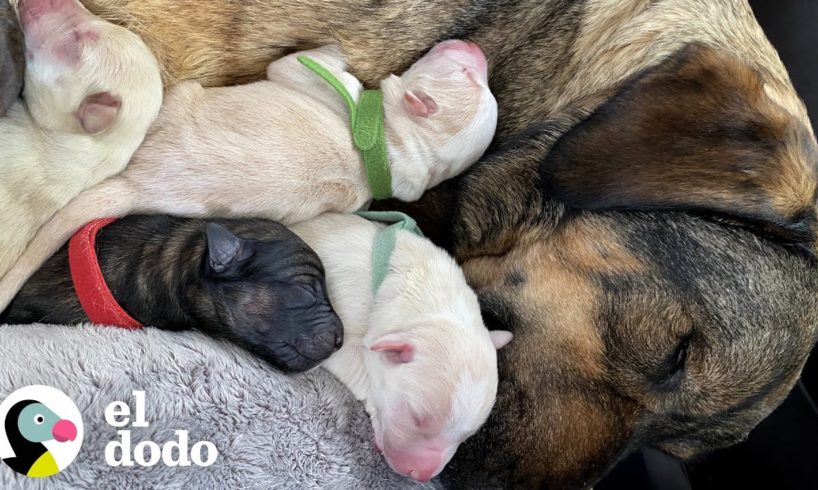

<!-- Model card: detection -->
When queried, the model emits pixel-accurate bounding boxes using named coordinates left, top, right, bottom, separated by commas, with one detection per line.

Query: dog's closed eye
left=653, top=333, right=693, bottom=390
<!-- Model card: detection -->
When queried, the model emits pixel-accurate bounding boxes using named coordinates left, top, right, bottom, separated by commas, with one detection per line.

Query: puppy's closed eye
left=284, top=285, right=319, bottom=309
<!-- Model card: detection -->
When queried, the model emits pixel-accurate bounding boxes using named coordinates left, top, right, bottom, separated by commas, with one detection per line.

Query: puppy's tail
left=0, top=176, right=136, bottom=311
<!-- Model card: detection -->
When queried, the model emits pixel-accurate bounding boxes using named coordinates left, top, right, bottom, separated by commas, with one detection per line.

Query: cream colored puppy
left=0, top=40, right=497, bottom=309
left=291, top=213, right=512, bottom=483
left=0, top=0, right=162, bottom=280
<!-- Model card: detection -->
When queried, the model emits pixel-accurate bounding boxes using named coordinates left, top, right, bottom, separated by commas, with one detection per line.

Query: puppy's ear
left=404, top=90, right=437, bottom=117
left=489, top=330, right=513, bottom=350
left=541, top=43, right=818, bottom=245
left=205, top=223, right=254, bottom=278
left=370, top=336, right=415, bottom=364
left=77, top=91, right=122, bottom=134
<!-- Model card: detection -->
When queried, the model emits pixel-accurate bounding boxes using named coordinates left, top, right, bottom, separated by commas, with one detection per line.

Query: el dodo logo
left=0, top=385, right=83, bottom=478
left=104, top=391, right=218, bottom=468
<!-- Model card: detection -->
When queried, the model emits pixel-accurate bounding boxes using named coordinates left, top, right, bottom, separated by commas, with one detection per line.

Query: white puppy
left=291, top=213, right=512, bottom=482
left=0, top=40, right=497, bottom=309
left=0, top=0, right=162, bottom=280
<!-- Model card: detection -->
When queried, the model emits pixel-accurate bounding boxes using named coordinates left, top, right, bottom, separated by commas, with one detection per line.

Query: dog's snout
left=19, top=0, right=86, bottom=27
left=287, top=314, right=343, bottom=363
left=308, top=328, right=341, bottom=354
left=384, top=446, right=447, bottom=482
left=429, top=39, right=488, bottom=74
left=319, top=311, right=344, bottom=351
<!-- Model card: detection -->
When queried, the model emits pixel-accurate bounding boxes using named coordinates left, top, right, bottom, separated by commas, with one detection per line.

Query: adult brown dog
left=65, top=0, right=818, bottom=487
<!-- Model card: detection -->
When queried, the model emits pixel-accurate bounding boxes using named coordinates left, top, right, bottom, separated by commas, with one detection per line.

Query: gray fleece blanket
left=0, top=324, right=439, bottom=489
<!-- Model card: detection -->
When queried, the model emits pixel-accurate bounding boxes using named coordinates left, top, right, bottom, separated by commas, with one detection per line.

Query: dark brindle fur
left=0, top=0, right=23, bottom=116
left=0, top=215, right=343, bottom=372
left=30, top=0, right=818, bottom=487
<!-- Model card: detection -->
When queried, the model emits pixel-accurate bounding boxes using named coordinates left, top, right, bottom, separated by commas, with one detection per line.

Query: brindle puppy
left=45, top=0, right=818, bottom=487
left=0, top=0, right=23, bottom=116
left=0, top=215, right=343, bottom=372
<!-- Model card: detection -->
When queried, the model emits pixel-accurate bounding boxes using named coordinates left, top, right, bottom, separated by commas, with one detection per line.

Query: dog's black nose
left=334, top=332, right=344, bottom=349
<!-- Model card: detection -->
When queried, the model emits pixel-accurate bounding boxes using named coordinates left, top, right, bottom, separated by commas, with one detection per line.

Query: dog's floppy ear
left=403, top=90, right=438, bottom=117
left=205, top=223, right=254, bottom=278
left=370, top=335, right=415, bottom=364
left=541, top=43, right=818, bottom=245
left=77, top=91, right=122, bottom=134
left=490, top=330, right=513, bottom=349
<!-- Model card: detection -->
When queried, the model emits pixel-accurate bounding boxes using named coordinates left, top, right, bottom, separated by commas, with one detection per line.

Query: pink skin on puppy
left=0, top=0, right=161, bottom=294
left=17, top=0, right=123, bottom=134
left=412, top=39, right=488, bottom=79
left=379, top=416, right=457, bottom=483
left=381, top=38, right=497, bottom=195
left=302, top=214, right=510, bottom=484
left=365, top=330, right=513, bottom=482
left=397, top=39, right=490, bottom=117
left=429, top=39, right=488, bottom=73
left=18, top=0, right=99, bottom=65
left=14, top=0, right=156, bottom=137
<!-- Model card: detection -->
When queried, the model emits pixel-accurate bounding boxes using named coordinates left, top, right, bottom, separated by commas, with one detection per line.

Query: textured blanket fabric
left=0, top=324, right=439, bottom=489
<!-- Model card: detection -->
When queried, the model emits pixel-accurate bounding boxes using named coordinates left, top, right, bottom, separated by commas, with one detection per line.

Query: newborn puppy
left=0, top=40, right=496, bottom=309
left=0, top=215, right=343, bottom=372
left=0, top=0, right=23, bottom=116
left=290, top=213, right=512, bottom=482
left=0, top=0, right=162, bottom=280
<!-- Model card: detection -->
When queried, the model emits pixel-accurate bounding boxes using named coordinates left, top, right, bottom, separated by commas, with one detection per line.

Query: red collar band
left=69, top=218, right=143, bottom=329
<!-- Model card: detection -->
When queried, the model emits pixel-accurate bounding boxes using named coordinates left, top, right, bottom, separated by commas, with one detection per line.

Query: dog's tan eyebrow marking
left=504, top=269, right=526, bottom=287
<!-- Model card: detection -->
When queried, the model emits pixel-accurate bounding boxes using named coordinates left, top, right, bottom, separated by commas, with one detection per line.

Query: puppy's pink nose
left=18, top=0, right=94, bottom=63
left=52, top=419, right=77, bottom=443
left=385, top=447, right=445, bottom=482
left=432, top=40, right=488, bottom=73
left=19, top=0, right=79, bottom=27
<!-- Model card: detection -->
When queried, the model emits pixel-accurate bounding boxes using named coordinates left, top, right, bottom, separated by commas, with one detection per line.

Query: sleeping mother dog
left=51, top=0, right=818, bottom=487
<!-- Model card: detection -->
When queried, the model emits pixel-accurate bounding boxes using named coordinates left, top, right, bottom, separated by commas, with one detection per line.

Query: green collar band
left=298, top=55, right=393, bottom=200
left=355, top=211, right=424, bottom=296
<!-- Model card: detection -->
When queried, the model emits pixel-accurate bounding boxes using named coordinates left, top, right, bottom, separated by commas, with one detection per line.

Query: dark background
left=598, top=1, right=818, bottom=489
